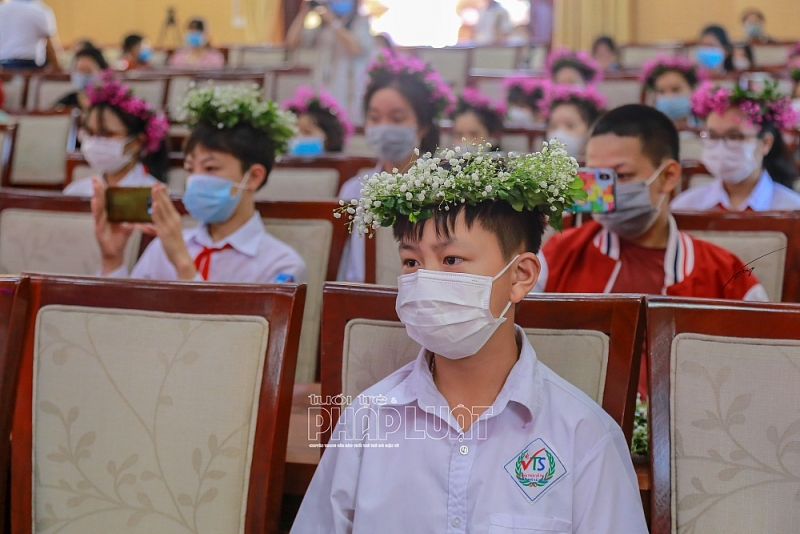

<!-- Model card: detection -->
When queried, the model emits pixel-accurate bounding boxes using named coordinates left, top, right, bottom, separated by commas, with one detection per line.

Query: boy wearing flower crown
left=292, top=143, right=648, bottom=533
left=92, top=85, right=306, bottom=283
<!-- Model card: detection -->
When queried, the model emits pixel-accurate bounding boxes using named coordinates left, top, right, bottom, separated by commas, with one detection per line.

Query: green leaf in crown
left=514, top=448, right=556, bottom=488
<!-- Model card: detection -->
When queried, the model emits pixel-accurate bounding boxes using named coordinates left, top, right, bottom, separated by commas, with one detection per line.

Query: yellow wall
left=46, top=0, right=283, bottom=48
left=633, top=0, right=800, bottom=44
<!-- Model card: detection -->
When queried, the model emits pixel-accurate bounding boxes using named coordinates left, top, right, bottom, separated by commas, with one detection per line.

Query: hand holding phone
left=571, top=168, right=617, bottom=214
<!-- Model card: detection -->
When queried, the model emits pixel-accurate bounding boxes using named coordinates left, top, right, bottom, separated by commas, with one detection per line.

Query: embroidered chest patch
left=503, top=438, right=567, bottom=503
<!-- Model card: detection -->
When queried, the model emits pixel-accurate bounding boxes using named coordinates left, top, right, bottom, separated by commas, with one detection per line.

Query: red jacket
left=536, top=217, right=767, bottom=301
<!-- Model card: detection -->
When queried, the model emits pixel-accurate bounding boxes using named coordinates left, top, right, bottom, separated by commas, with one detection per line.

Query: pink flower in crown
left=691, top=81, right=799, bottom=130
left=691, top=82, right=731, bottom=118
left=454, top=87, right=505, bottom=121
left=640, top=55, right=708, bottom=87
left=545, top=48, right=603, bottom=85
left=281, top=86, right=355, bottom=140
left=543, top=84, right=607, bottom=118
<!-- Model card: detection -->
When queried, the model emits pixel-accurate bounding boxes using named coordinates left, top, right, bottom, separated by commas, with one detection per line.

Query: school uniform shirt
left=336, top=166, right=381, bottom=282
left=533, top=216, right=769, bottom=301
left=292, top=326, right=649, bottom=534
left=62, top=163, right=158, bottom=196
left=105, top=213, right=306, bottom=284
left=670, top=170, right=800, bottom=212
left=0, top=0, right=51, bottom=63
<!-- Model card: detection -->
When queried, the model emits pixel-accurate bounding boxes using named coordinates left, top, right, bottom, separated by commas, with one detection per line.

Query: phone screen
left=106, top=187, right=153, bottom=223
left=571, top=168, right=617, bottom=214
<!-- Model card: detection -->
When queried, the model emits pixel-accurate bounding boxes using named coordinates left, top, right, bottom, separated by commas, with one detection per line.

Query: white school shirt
left=336, top=166, right=381, bottom=282
left=0, top=0, right=51, bottom=62
left=106, top=213, right=307, bottom=284
left=292, top=326, right=649, bottom=534
left=670, top=169, right=800, bottom=212
left=62, top=164, right=158, bottom=196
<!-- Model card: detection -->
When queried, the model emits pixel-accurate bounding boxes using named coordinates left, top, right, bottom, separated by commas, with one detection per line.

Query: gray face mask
left=366, top=124, right=418, bottom=164
left=593, top=162, right=667, bottom=240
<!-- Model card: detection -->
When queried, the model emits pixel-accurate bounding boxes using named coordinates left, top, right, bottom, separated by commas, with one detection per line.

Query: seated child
left=544, top=84, right=606, bottom=159
left=283, top=85, right=354, bottom=156
left=591, top=35, right=619, bottom=71
left=671, top=82, right=800, bottom=211
left=294, top=142, right=648, bottom=533
left=55, top=45, right=108, bottom=111
left=546, top=48, right=603, bottom=87
left=91, top=84, right=306, bottom=283
left=451, top=86, right=504, bottom=150
left=503, top=76, right=548, bottom=127
left=63, top=73, right=168, bottom=196
left=535, top=104, right=768, bottom=301
left=640, top=55, right=705, bottom=128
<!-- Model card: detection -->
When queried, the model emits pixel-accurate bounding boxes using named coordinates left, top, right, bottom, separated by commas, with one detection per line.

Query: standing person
left=546, top=48, right=603, bottom=87
left=671, top=83, right=800, bottom=211
left=696, top=25, right=734, bottom=74
left=640, top=55, right=706, bottom=128
left=528, top=0, right=553, bottom=46
left=285, top=0, right=374, bottom=125
left=0, top=0, right=60, bottom=70
left=473, top=0, right=511, bottom=45
left=337, top=50, right=455, bottom=282
left=741, top=7, right=775, bottom=45
left=63, top=73, right=169, bottom=196
left=118, top=34, right=151, bottom=71
left=167, top=17, right=226, bottom=69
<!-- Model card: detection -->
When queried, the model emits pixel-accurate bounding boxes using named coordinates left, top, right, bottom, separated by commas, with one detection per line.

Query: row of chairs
left=1, top=275, right=798, bottom=532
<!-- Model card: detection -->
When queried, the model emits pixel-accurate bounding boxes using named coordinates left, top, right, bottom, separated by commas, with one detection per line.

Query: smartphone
left=306, top=0, right=325, bottom=7
left=571, top=168, right=617, bottom=214
left=106, top=187, right=153, bottom=223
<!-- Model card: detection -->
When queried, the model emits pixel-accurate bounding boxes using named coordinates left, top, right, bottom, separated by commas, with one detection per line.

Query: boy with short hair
left=534, top=104, right=768, bottom=301
left=92, top=85, right=306, bottom=283
left=292, top=143, right=648, bottom=533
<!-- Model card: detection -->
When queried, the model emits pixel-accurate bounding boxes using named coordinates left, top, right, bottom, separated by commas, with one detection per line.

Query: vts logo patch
left=503, top=438, right=567, bottom=503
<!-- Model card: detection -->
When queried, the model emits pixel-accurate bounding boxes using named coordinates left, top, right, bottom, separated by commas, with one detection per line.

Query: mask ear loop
left=232, top=169, right=252, bottom=192
left=492, top=254, right=521, bottom=319
left=646, top=161, right=670, bottom=211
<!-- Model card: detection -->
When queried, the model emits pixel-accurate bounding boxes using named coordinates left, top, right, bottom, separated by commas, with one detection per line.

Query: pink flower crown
left=282, top=86, right=355, bottom=140
left=545, top=48, right=603, bottom=85
left=367, top=51, right=456, bottom=118
left=453, top=87, right=506, bottom=118
left=543, top=84, right=607, bottom=118
left=503, top=76, right=550, bottom=112
left=691, top=81, right=799, bottom=130
left=86, top=71, right=168, bottom=154
left=640, top=55, right=707, bottom=89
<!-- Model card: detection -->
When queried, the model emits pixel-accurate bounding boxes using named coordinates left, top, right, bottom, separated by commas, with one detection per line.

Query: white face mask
left=81, top=136, right=134, bottom=175
left=701, top=138, right=760, bottom=184
left=506, top=106, right=536, bottom=128
left=395, top=255, right=519, bottom=360
left=546, top=129, right=584, bottom=158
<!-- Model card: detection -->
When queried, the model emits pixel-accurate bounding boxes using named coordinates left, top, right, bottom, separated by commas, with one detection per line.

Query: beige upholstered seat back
left=752, top=44, right=792, bottom=66
left=472, top=47, right=519, bottom=70
left=341, top=319, right=609, bottom=403
left=11, top=114, right=74, bottom=185
left=33, top=305, right=269, bottom=534
left=417, top=48, right=468, bottom=90
left=274, top=71, right=314, bottom=104
left=3, top=76, right=27, bottom=111
left=375, top=226, right=402, bottom=286
left=669, top=333, right=800, bottom=534
left=597, top=79, right=642, bottom=108
left=126, top=79, right=167, bottom=109
left=684, top=230, right=786, bottom=302
left=0, top=209, right=141, bottom=275
left=0, top=129, right=8, bottom=178
left=263, top=218, right=332, bottom=382
left=31, top=79, right=74, bottom=110
left=621, top=46, right=677, bottom=68
left=344, top=134, right=372, bottom=157
left=239, top=47, right=287, bottom=68
left=679, top=134, right=703, bottom=161
left=256, top=169, right=339, bottom=201
left=166, top=76, right=194, bottom=118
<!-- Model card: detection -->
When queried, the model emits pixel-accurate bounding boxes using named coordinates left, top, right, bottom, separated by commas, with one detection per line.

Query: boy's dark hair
left=88, top=103, right=169, bottom=183
left=184, top=122, right=276, bottom=189
left=393, top=202, right=548, bottom=258
left=296, top=108, right=345, bottom=152
left=590, top=104, right=679, bottom=167
left=122, top=34, right=143, bottom=53
left=75, top=45, right=108, bottom=70
left=760, top=122, right=797, bottom=189
left=363, top=71, right=440, bottom=155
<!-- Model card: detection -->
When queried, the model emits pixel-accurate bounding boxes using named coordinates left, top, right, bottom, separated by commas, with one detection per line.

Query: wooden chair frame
left=319, top=283, right=646, bottom=446
left=9, top=274, right=305, bottom=534
left=646, top=296, right=800, bottom=534
left=0, top=124, right=19, bottom=188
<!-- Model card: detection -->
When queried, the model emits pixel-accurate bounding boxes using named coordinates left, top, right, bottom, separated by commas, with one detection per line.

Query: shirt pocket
left=488, top=513, right=572, bottom=533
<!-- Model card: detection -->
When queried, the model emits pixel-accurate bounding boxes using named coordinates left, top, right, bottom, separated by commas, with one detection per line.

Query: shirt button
left=458, top=433, right=464, bottom=442
left=452, top=517, right=461, bottom=527
left=459, top=445, right=469, bottom=455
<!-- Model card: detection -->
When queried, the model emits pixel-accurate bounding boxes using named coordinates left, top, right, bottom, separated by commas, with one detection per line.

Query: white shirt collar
left=187, top=212, right=264, bottom=257
left=114, top=163, right=147, bottom=186
left=708, top=170, right=773, bottom=211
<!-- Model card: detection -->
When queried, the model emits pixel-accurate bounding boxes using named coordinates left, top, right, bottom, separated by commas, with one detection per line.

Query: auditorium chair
left=123, top=74, right=171, bottom=110
left=270, top=67, right=315, bottom=104
left=471, top=45, right=525, bottom=70
left=751, top=43, right=794, bottom=67
left=257, top=168, right=340, bottom=200
left=233, top=46, right=289, bottom=69
left=0, top=124, right=19, bottom=187
left=679, top=160, right=713, bottom=193
left=319, top=283, right=645, bottom=446
left=415, top=47, right=471, bottom=91
left=4, top=110, right=78, bottom=189
left=8, top=274, right=304, bottom=534
left=673, top=211, right=800, bottom=302
left=26, top=73, right=73, bottom=111
left=619, top=44, right=682, bottom=69
left=647, top=296, right=800, bottom=534
left=596, top=74, right=643, bottom=109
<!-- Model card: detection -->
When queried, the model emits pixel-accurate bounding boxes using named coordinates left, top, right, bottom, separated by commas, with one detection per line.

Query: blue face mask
left=289, top=136, right=325, bottom=157
left=654, top=94, right=692, bottom=121
left=183, top=173, right=249, bottom=224
left=695, top=46, right=725, bottom=70
left=71, top=72, right=95, bottom=91
left=138, top=47, right=153, bottom=63
left=186, top=31, right=205, bottom=48
left=329, top=0, right=354, bottom=17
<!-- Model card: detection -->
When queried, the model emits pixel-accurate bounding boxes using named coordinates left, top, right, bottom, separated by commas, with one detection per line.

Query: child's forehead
left=187, top=145, right=236, bottom=164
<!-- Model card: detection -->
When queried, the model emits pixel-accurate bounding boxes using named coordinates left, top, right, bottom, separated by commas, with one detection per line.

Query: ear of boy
left=509, top=252, right=540, bottom=305
left=243, top=164, right=268, bottom=192
left=656, top=159, right=682, bottom=199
